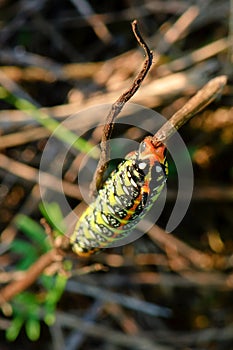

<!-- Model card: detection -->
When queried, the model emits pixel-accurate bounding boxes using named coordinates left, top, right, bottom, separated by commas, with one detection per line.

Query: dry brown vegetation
left=0, top=1, right=232, bottom=349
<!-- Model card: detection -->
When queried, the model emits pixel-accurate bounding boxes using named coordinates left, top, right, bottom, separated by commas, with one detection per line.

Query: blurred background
left=0, top=0, right=232, bottom=349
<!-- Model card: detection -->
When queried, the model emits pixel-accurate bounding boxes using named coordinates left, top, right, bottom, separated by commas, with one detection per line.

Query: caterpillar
left=70, top=136, right=168, bottom=256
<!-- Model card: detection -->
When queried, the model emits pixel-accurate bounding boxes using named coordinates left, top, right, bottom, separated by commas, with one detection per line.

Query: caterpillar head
left=137, top=136, right=167, bottom=170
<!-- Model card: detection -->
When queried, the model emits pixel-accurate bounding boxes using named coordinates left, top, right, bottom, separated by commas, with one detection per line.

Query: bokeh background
left=0, top=1, right=232, bottom=349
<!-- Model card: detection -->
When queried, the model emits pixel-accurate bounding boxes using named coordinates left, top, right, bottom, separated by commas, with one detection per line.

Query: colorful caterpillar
left=70, top=136, right=168, bottom=256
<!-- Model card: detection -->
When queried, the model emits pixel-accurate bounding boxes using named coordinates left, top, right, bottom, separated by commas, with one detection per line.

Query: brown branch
left=0, top=153, right=82, bottom=200
left=0, top=249, right=59, bottom=306
left=90, top=19, right=154, bottom=197
left=152, top=75, right=227, bottom=145
left=69, top=0, right=112, bottom=44
left=147, top=224, right=212, bottom=270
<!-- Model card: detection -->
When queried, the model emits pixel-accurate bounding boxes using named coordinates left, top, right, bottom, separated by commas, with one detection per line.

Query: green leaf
left=25, top=318, right=40, bottom=341
left=15, top=214, right=46, bottom=242
left=63, top=259, right=73, bottom=271
left=39, top=201, right=66, bottom=235
left=10, top=240, right=38, bottom=270
left=14, top=291, right=39, bottom=308
left=44, top=312, right=55, bottom=326
left=14, top=214, right=50, bottom=252
left=40, top=274, right=54, bottom=290
left=18, top=254, right=39, bottom=270
left=54, top=274, right=68, bottom=298
left=42, top=274, right=67, bottom=326
left=10, top=239, right=38, bottom=255
left=6, top=316, right=24, bottom=341
left=45, top=274, right=67, bottom=307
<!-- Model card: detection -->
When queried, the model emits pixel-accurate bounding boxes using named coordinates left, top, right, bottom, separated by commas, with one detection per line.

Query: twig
left=0, top=62, right=220, bottom=130
left=228, top=0, right=233, bottom=66
left=69, top=0, right=112, bottom=44
left=65, top=300, right=103, bottom=349
left=33, top=14, right=81, bottom=62
left=157, top=37, right=230, bottom=75
left=147, top=224, right=212, bottom=270
left=0, top=250, right=58, bottom=306
left=157, top=5, right=199, bottom=54
left=104, top=303, right=140, bottom=335
left=0, top=69, right=96, bottom=156
left=0, top=153, right=82, bottom=199
left=0, top=126, right=50, bottom=149
left=56, top=311, right=172, bottom=350
left=152, top=75, right=227, bottom=145
left=0, top=0, right=47, bottom=45
left=90, top=20, right=153, bottom=196
left=66, top=280, right=171, bottom=317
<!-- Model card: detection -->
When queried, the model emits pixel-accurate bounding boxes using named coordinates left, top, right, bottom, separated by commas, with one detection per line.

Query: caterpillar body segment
left=71, top=136, right=168, bottom=256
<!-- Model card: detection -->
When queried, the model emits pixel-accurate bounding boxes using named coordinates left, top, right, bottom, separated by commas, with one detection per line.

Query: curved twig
left=90, top=20, right=154, bottom=197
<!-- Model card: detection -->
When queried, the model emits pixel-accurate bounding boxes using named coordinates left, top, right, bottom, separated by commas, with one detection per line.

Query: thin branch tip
left=90, top=19, right=154, bottom=196
left=153, top=75, right=227, bottom=144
